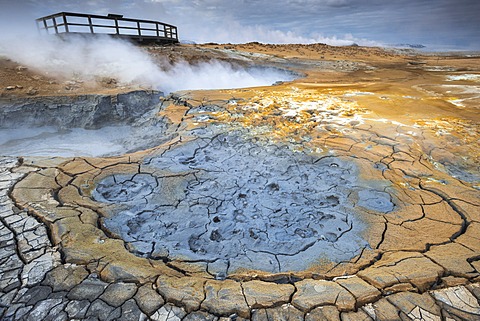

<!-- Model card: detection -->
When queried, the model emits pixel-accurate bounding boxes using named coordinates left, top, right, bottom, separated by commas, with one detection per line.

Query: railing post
left=62, top=13, right=69, bottom=33
left=88, top=16, right=94, bottom=33
left=156, top=23, right=160, bottom=37
left=114, top=18, right=119, bottom=34
left=137, top=21, right=141, bottom=36
left=42, top=19, right=48, bottom=34
left=52, top=16, right=59, bottom=34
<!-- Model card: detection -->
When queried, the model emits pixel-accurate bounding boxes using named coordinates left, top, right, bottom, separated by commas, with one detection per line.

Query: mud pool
left=0, top=124, right=172, bottom=157
left=93, top=132, right=395, bottom=275
left=0, top=126, right=134, bottom=157
left=0, top=91, right=173, bottom=157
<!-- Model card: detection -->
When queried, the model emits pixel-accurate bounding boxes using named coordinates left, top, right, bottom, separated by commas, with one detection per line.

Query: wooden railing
left=36, top=12, right=179, bottom=44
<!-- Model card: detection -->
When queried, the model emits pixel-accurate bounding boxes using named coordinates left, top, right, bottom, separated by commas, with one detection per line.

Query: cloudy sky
left=1, top=0, right=479, bottom=50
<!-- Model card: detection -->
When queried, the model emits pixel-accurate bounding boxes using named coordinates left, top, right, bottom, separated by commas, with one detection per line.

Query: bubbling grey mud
left=93, top=132, right=395, bottom=275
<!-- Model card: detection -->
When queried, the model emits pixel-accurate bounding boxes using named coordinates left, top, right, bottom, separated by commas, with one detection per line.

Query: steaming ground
left=0, top=35, right=298, bottom=157
left=0, top=35, right=297, bottom=93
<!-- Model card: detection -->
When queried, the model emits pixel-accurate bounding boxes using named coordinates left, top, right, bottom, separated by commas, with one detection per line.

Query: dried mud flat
left=1, top=43, right=480, bottom=320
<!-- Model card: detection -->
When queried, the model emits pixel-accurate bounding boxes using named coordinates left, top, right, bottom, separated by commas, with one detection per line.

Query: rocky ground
left=1, top=43, right=480, bottom=320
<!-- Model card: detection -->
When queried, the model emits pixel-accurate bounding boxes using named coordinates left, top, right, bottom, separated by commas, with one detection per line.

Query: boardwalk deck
left=36, top=12, right=179, bottom=44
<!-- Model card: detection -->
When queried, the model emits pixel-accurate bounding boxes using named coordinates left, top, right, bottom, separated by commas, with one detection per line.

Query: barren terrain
left=1, top=42, right=479, bottom=320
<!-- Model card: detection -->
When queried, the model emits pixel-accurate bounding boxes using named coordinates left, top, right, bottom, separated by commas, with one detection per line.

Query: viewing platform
left=36, top=12, right=179, bottom=44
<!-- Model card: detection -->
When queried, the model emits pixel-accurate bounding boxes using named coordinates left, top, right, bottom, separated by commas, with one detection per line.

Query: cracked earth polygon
left=94, top=132, right=394, bottom=274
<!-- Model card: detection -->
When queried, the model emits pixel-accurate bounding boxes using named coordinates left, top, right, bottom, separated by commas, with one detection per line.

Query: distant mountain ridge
left=391, top=43, right=426, bottom=49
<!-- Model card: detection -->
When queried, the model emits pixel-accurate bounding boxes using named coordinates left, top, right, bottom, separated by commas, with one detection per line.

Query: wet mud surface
left=95, top=131, right=394, bottom=273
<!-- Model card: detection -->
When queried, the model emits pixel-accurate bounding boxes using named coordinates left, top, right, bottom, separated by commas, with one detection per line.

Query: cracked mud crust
left=1, top=43, right=480, bottom=320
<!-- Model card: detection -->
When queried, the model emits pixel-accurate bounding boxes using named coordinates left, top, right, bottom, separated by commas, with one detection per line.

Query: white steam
left=181, top=21, right=382, bottom=47
left=0, top=35, right=159, bottom=84
left=155, top=61, right=295, bottom=93
left=0, top=34, right=295, bottom=93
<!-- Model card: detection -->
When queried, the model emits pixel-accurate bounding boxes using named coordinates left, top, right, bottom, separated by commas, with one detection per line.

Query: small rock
left=151, top=304, right=187, bottom=321
left=42, top=264, right=89, bottom=292
left=202, top=280, right=250, bottom=318
left=134, top=283, right=164, bottom=315
left=25, top=298, right=63, bottom=320
left=253, top=305, right=304, bottom=321
left=27, top=87, right=38, bottom=96
left=292, top=279, right=356, bottom=312
left=86, top=299, right=119, bottom=320
left=156, top=276, right=204, bottom=312
left=306, top=306, right=340, bottom=321
left=17, top=285, right=52, bottom=305
left=64, top=80, right=80, bottom=91
left=5, top=86, right=16, bottom=90
left=242, top=280, right=294, bottom=309
left=100, top=282, right=137, bottom=307
left=16, top=65, right=27, bottom=71
left=335, top=276, right=381, bottom=308
left=65, top=300, right=90, bottom=319
left=67, top=278, right=108, bottom=301
left=101, top=77, right=117, bottom=85
left=118, top=299, right=147, bottom=321
left=21, top=251, right=59, bottom=286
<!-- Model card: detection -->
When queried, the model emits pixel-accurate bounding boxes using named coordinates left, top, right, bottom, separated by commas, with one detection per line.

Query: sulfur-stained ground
left=1, top=43, right=480, bottom=320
